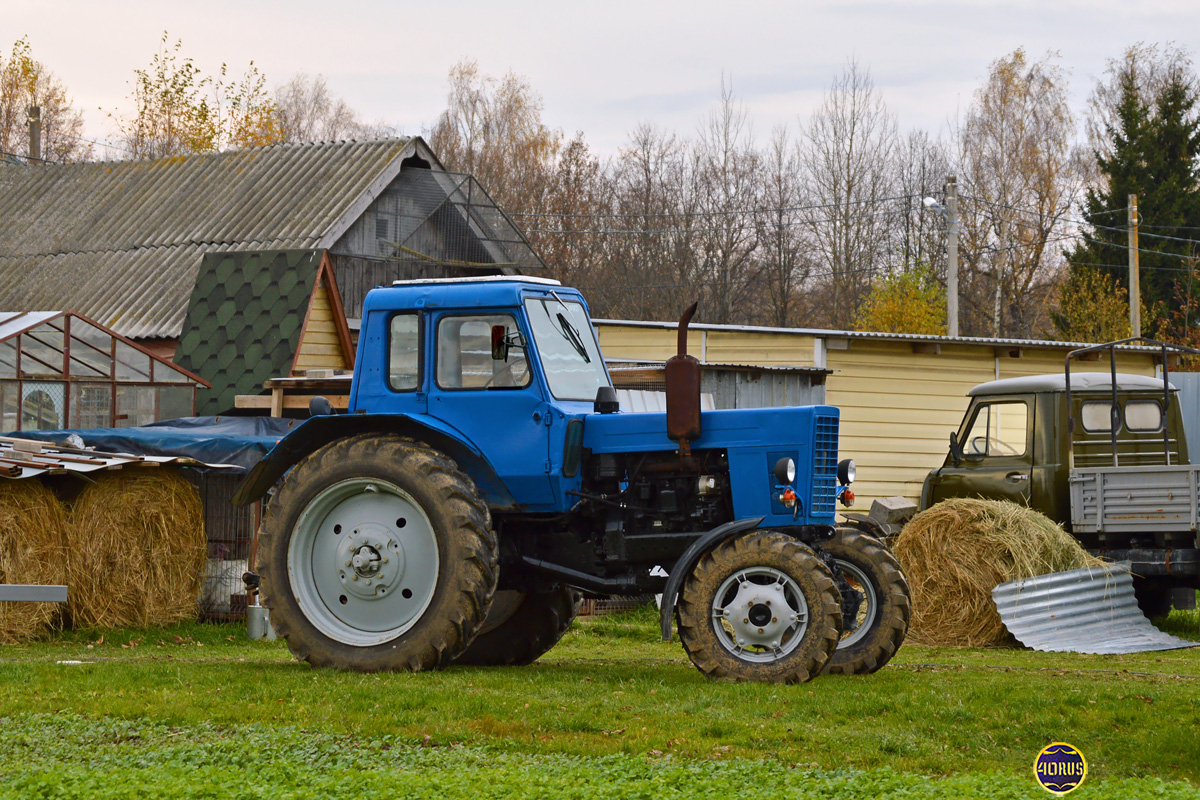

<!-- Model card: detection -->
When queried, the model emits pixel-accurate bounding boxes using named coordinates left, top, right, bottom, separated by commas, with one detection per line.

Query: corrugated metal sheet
left=1171, top=372, right=1200, bottom=464
left=0, top=435, right=234, bottom=480
left=0, top=140, right=409, bottom=339
left=992, top=563, right=1200, bottom=654
left=593, top=318, right=1164, bottom=353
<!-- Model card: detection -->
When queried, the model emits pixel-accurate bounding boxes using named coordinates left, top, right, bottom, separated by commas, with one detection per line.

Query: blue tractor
left=234, top=277, right=910, bottom=682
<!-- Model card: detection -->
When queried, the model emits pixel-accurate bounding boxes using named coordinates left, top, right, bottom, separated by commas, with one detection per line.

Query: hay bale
left=893, top=498, right=1104, bottom=647
left=0, top=480, right=69, bottom=644
left=66, top=468, right=206, bottom=629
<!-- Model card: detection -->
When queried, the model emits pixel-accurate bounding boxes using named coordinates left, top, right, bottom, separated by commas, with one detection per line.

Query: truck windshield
left=524, top=297, right=611, bottom=401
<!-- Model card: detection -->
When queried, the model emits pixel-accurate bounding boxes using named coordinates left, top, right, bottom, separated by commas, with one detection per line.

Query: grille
left=811, top=414, right=839, bottom=517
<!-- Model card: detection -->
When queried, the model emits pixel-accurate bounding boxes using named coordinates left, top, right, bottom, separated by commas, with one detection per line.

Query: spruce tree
left=1066, top=61, right=1200, bottom=340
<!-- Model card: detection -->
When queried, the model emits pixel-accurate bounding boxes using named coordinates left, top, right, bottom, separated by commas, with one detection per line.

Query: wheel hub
left=336, top=523, right=407, bottom=601
left=712, top=567, right=809, bottom=661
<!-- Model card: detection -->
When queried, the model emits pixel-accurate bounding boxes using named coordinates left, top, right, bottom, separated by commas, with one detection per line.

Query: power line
left=510, top=194, right=921, bottom=220
left=525, top=207, right=914, bottom=236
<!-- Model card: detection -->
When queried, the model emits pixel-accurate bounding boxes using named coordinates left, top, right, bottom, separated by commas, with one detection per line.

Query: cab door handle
left=1006, top=472, right=1029, bottom=483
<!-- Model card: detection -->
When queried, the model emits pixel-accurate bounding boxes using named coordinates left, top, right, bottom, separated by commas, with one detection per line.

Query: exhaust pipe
left=665, top=302, right=701, bottom=455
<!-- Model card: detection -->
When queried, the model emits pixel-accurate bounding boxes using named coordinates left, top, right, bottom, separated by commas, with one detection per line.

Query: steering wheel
left=989, top=439, right=1021, bottom=456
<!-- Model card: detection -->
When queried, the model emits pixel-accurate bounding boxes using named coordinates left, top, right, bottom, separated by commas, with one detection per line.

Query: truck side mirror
left=490, top=324, right=509, bottom=362
left=949, top=431, right=964, bottom=466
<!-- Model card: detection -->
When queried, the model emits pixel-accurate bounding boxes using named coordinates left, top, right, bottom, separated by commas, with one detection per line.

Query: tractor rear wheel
left=821, top=528, right=911, bottom=675
left=259, top=434, right=498, bottom=672
left=676, top=531, right=842, bottom=683
left=452, top=587, right=582, bottom=666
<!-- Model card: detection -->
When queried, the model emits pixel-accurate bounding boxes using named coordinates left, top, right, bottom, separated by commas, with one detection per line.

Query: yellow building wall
left=597, top=321, right=1159, bottom=507
left=293, top=285, right=351, bottom=374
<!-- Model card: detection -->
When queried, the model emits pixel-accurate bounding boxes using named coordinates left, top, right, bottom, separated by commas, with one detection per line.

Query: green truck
left=920, top=339, right=1200, bottom=616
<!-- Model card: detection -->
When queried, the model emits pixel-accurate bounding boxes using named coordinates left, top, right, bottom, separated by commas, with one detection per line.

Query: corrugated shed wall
left=1169, top=372, right=1200, bottom=464
left=702, top=371, right=825, bottom=409
left=596, top=322, right=1158, bottom=505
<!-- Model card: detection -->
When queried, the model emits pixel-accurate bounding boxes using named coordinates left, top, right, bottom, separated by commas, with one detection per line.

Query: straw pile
left=0, top=480, right=69, bottom=644
left=66, top=468, right=206, bottom=629
left=893, top=498, right=1105, bottom=647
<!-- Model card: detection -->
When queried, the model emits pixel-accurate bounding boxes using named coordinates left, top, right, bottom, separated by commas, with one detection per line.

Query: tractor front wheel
left=822, top=527, right=911, bottom=675
left=676, top=531, right=842, bottom=683
left=259, top=434, right=498, bottom=672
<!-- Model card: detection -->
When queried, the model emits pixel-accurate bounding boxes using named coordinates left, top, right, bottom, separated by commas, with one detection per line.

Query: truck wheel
left=676, top=531, right=842, bottom=683
left=452, top=587, right=582, bottom=666
left=259, top=434, right=498, bottom=672
left=1132, top=580, right=1173, bottom=619
left=821, top=528, right=911, bottom=675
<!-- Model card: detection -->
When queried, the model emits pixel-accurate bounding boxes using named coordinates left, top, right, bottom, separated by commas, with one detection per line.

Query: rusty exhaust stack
left=665, top=301, right=701, bottom=456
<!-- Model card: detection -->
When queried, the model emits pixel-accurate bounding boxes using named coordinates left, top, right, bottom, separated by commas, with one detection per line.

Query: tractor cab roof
left=363, top=276, right=581, bottom=313
left=968, top=372, right=1174, bottom=397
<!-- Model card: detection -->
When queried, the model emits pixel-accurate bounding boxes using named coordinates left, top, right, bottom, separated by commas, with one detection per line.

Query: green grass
left=0, top=604, right=1198, bottom=798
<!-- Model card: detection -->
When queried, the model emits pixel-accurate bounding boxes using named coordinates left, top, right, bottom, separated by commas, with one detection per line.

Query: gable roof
left=0, top=138, right=429, bottom=339
left=174, top=249, right=326, bottom=414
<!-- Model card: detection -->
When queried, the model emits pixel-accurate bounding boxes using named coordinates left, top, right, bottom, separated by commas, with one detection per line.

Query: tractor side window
left=388, top=314, right=420, bottom=391
left=1124, top=400, right=1163, bottom=432
left=436, top=314, right=531, bottom=390
left=961, top=401, right=1028, bottom=457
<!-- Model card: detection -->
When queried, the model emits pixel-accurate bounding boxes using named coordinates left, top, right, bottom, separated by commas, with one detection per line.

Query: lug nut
left=772, top=617, right=777, bottom=623
left=743, top=618, right=749, bottom=624
left=351, top=575, right=358, bottom=581
left=758, top=627, right=764, bottom=634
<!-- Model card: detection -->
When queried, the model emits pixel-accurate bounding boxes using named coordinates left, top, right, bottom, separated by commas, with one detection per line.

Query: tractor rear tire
left=452, top=587, right=582, bottom=666
left=677, top=531, right=842, bottom=683
left=821, top=527, right=911, bottom=675
left=259, top=434, right=498, bottom=672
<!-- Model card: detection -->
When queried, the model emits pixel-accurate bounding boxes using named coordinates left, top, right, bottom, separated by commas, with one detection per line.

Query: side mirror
left=490, top=324, right=509, bottom=362
left=949, top=431, right=964, bottom=466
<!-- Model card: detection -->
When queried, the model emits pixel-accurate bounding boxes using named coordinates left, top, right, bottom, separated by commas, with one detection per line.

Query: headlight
left=837, top=458, right=856, bottom=485
left=774, top=457, right=796, bottom=484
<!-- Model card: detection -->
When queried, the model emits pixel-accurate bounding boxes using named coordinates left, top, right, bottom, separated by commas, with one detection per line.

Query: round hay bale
left=0, top=480, right=69, bottom=644
left=893, top=498, right=1104, bottom=647
left=66, top=468, right=206, bottom=629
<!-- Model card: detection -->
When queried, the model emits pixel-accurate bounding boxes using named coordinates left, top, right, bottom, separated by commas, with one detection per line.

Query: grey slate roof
left=0, top=138, right=413, bottom=339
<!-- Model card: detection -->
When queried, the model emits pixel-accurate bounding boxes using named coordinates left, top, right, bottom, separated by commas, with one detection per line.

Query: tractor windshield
left=524, top=297, right=611, bottom=401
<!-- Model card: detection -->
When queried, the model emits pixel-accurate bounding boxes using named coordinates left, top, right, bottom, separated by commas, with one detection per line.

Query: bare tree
left=799, top=60, right=898, bottom=328
left=0, top=37, right=88, bottom=162
left=692, top=78, right=761, bottom=324
left=955, top=49, right=1084, bottom=337
left=890, top=130, right=950, bottom=275
left=428, top=59, right=561, bottom=216
left=274, top=73, right=391, bottom=143
left=756, top=125, right=809, bottom=327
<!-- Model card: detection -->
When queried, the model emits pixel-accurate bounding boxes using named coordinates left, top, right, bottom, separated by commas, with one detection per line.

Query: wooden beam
left=236, top=394, right=350, bottom=410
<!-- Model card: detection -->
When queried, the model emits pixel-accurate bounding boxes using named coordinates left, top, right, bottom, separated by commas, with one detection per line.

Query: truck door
left=427, top=312, right=556, bottom=507
left=927, top=396, right=1035, bottom=507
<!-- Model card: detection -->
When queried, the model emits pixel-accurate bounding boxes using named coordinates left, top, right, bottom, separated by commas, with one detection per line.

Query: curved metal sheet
left=992, top=563, right=1199, bottom=654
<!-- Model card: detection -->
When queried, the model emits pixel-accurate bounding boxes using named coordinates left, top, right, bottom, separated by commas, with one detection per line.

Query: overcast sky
left=8, top=0, right=1199, bottom=156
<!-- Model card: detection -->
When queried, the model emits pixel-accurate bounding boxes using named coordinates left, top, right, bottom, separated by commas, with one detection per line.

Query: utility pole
left=1128, top=193, right=1140, bottom=337
left=27, top=106, right=41, bottom=162
left=946, top=176, right=959, bottom=338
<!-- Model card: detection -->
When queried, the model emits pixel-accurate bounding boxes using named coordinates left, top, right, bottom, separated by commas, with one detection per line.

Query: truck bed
left=1070, top=464, right=1200, bottom=534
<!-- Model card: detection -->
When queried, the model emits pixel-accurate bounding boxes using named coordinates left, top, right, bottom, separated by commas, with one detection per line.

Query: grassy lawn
left=1, top=604, right=1198, bottom=798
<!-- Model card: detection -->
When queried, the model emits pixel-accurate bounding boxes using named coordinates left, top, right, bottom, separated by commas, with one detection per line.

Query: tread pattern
left=676, top=531, right=842, bottom=683
left=822, top=527, right=911, bottom=675
left=453, top=587, right=582, bottom=666
left=258, top=434, right=498, bottom=672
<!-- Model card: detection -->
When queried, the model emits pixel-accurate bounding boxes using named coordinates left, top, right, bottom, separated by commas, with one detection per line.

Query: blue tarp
left=9, top=416, right=299, bottom=472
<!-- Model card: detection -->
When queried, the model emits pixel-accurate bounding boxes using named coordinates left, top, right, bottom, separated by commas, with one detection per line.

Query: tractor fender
left=231, top=413, right=516, bottom=510
left=659, top=516, right=765, bottom=641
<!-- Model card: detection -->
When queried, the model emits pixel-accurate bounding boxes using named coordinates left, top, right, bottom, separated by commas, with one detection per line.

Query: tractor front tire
left=821, top=527, right=911, bottom=675
left=452, top=587, right=582, bottom=666
left=259, top=434, right=498, bottom=672
left=677, top=531, right=842, bottom=683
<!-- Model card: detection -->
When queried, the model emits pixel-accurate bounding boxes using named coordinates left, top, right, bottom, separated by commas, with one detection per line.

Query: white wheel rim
left=288, top=478, right=439, bottom=647
left=711, top=566, right=809, bottom=663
